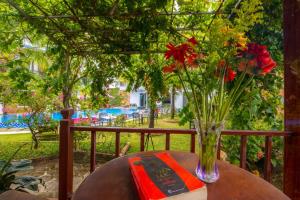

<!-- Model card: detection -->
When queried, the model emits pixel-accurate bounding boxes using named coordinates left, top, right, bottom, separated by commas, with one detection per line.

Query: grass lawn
left=0, top=133, right=59, bottom=160
left=0, top=116, right=193, bottom=160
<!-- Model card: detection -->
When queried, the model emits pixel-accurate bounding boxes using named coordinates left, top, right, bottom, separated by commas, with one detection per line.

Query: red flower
left=186, top=53, right=205, bottom=68
left=186, top=53, right=199, bottom=67
left=165, top=43, right=193, bottom=64
left=188, top=37, right=198, bottom=46
left=239, top=43, right=277, bottom=75
left=224, top=68, right=236, bottom=82
left=217, top=60, right=236, bottom=82
left=162, top=64, right=176, bottom=73
left=261, top=59, right=276, bottom=74
left=165, top=43, right=176, bottom=60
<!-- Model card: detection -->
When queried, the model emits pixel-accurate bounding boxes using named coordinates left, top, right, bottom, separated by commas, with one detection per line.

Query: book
left=128, top=152, right=207, bottom=200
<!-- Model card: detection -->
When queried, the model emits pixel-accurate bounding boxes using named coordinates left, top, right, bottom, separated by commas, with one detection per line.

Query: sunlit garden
left=0, top=0, right=299, bottom=200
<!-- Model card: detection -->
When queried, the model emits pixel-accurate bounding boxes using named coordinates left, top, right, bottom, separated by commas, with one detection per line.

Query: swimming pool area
left=0, top=107, right=139, bottom=128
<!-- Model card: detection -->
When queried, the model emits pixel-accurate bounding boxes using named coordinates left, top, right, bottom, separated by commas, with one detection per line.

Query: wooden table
left=72, top=151, right=290, bottom=200
left=0, top=191, right=47, bottom=200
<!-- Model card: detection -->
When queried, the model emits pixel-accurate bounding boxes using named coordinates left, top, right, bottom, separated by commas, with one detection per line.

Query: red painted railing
left=59, top=109, right=292, bottom=200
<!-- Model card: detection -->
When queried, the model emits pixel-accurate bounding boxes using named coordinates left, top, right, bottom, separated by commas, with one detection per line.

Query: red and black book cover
left=128, top=152, right=206, bottom=200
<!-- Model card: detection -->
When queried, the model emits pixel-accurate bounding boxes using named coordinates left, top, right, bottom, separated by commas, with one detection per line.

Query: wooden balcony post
left=283, top=1, right=300, bottom=199
left=190, top=133, right=196, bottom=153
left=140, top=132, right=145, bottom=151
left=240, top=136, right=247, bottom=169
left=264, top=136, right=272, bottom=182
left=217, top=138, right=221, bottom=160
left=165, top=133, right=170, bottom=150
left=90, top=131, right=96, bottom=173
left=59, top=109, right=74, bottom=200
left=115, top=132, right=120, bottom=158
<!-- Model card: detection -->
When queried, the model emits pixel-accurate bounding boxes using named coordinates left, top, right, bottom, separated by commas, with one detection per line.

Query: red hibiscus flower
left=239, top=43, right=277, bottom=75
left=162, top=64, right=176, bottom=73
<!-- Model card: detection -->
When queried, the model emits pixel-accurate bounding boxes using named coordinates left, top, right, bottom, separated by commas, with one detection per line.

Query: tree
left=0, top=65, right=12, bottom=113
left=124, top=54, right=165, bottom=128
left=163, top=74, right=182, bottom=119
left=20, top=88, right=59, bottom=149
left=2, top=66, right=60, bottom=149
left=43, top=48, right=85, bottom=108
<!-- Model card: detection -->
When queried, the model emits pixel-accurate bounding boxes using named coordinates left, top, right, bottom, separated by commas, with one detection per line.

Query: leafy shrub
left=23, top=114, right=58, bottom=149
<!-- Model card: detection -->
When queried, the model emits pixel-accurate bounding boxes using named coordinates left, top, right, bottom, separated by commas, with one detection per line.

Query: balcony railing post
left=165, top=133, right=170, bottom=150
left=140, top=132, right=145, bottom=151
left=283, top=0, right=300, bottom=198
left=190, top=133, right=196, bottom=153
left=217, top=137, right=221, bottom=160
left=115, top=132, right=120, bottom=158
left=59, top=108, right=74, bottom=200
left=90, top=131, right=96, bottom=173
left=240, top=135, right=247, bottom=169
left=264, top=136, right=272, bottom=182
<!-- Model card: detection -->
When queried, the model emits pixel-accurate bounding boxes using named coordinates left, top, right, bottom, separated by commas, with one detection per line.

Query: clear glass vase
left=194, top=120, right=223, bottom=183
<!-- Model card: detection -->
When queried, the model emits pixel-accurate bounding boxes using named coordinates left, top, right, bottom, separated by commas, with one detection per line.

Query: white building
left=173, top=90, right=185, bottom=110
left=109, top=80, right=185, bottom=109
left=129, top=86, right=185, bottom=110
left=129, top=87, right=148, bottom=108
left=0, top=103, right=3, bottom=114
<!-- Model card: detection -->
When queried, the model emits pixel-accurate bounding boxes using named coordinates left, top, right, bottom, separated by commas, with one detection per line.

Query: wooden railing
left=58, top=109, right=292, bottom=200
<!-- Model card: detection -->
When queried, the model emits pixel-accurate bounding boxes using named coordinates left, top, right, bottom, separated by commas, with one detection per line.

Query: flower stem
left=182, top=63, right=203, bottom=135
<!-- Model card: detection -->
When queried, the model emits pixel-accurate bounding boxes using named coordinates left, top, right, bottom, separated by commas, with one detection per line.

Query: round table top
left=72, top=151, right=290, bottom=200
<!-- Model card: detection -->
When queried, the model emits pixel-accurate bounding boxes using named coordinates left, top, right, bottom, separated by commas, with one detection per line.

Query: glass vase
left=194, top=120, right=223, bottom=183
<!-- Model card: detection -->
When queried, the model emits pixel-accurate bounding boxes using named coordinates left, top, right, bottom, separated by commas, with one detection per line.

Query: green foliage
left=232, top=0, right=264, bottom=32
left=222, top=134, right=284, bottom=171
left=123, top=54, right=165, bottom=128
left=11, top=80, right=60, bottom=149
left=178, top=104, right=193, bottom=126
left=1, top=61, right=60, bottom=148
left=0, top=0, right=173, bottom=55
left=223, top=0, right=284, bottom=169
left=23, top=113, right=58, bottom=150
left=81, top=55, right=125, bottom=108
left=73, top=132, right=89, bottom=151
left=124, top=54, right=165, bottom=107
left=108, top=88, right=124, bottom=107
left=8, top=67, right=35, bottom=90
left=114, top=114, right=127, bottom=127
